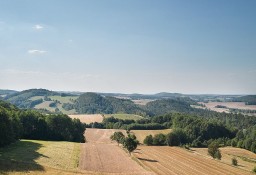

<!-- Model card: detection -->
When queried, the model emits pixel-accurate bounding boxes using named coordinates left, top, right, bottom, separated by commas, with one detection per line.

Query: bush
left=166, top=132, right=180, bottom=146
left=208, top=142, right=221, bottom=160
left=153, top=134, right=166, bottom=146
left=232, top=157, right=238, bottom=166
left=215, top=149, right=222, bottom=160
left=123, top=136, right=138, bottom=155
left=253, top=167, right=256, bottom=173
left=144, top=135, right=153, bottom=145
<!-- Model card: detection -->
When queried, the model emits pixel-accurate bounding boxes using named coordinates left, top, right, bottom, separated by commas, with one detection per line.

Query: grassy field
left=49, top=96, right=78, bottom=104
left=0, top=140, right=81, bottom=174
left=104, top=113, right=144, bottom=120
left=131, top=129, right=172, bottom=144
left=34, top=101, right=55, bottom=112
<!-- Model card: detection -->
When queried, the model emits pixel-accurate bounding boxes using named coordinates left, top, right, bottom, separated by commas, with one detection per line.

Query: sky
left=0, top=0, right=255, bottom=94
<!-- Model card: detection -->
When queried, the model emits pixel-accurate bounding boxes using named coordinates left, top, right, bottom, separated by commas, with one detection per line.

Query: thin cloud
left=28, top=50, right=47, bottom=55
left=33, top=24, right=44, bottom=30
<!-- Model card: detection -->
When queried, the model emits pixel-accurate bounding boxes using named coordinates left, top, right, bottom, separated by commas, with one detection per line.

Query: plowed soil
left=133, top=146, right=253, bottom=175
left=79, top=128, right=154, bottom=175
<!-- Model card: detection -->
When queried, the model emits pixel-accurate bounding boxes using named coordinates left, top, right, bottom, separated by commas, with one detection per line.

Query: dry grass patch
left=0, top=139, right=81, bottom=174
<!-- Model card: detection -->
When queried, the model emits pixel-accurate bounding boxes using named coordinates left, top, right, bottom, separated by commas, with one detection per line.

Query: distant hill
left=3, top=88, right=255, bottom=117
left=0, top=89, right=18, bottom=96
left=144, top=98, right=195, bottom=116
left=233, top=95, right=256, bottom=105
left=4, top=89, right=59, bottom=108
left=74, top=92, right=146, bottom=115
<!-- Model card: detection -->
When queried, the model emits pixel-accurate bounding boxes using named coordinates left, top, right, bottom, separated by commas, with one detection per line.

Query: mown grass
left=104, top=114, right=144, bottom=120
left=0, top=140, right=81, bottom=174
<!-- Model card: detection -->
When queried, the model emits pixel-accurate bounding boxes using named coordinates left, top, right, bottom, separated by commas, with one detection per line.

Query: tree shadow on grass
left=0, top=140, right=46, bottom=173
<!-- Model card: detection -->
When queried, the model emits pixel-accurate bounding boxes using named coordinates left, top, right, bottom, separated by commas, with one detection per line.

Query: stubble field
left=80, top=128, right=153, bottom=175
left=69, top=114, right=104, bottom=124
left=133, top=146, right=253, bottom=175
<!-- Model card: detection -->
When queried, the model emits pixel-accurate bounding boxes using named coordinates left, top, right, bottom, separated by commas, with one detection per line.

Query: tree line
left=0, top=100, right=86, bottom=147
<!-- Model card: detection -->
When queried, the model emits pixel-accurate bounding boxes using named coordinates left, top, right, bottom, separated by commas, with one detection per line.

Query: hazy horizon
left=1, top=0, right=256, bottom=94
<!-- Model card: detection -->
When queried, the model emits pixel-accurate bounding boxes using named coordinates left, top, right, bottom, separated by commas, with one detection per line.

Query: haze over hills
left=1, top=88, right=256, bottom=116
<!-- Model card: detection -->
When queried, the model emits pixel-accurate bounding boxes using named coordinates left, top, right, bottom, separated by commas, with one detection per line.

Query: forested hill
left=144, top=98, right=196, bottom=116
left=4, top=89, right=60, bottom=108
left=74, top=92, right=147, bottom=115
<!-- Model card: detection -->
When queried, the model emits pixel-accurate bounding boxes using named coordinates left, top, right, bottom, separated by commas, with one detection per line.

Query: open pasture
left=0, top=140, right=82, bottom=174
left=104, top=113, right=144, bottom=120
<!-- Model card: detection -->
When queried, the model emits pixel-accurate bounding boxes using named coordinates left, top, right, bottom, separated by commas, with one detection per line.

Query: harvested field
left=69, top=114, right=103, bottom=124
left=131, top=129, right=172, bottom=144
left=133, top=146, right=253, bottom=175
left=200, top=102, right=256, bottom=112
left=193, top=147, right=256, bottom=172
left=80, top=128, right=153, bottom=174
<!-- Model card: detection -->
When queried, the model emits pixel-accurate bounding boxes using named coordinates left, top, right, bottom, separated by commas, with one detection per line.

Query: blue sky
left=0, top=0, right=255, bottom=94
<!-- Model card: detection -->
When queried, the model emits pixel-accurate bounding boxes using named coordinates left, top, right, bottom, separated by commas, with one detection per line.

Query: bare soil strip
left=79, top=129, right=154, bottom=175
left=133, top=146, right=253, bottom=175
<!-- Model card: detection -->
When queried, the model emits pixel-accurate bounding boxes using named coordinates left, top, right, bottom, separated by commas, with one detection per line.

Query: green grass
left=0, top=139, right=81, bottom=173
left=104, top=113, right=144, bottom=120
left=49, top=96, right=78, bottom=104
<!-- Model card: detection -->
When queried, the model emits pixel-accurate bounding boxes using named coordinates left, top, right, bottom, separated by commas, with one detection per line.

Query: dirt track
left=134, top=146, right=253, bottom=175
left=79, top=129, right=153, bottom=175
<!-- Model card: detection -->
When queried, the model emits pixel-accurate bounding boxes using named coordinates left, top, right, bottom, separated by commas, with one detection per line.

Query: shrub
left=208, top=142, right=222, bottom=160
left=143, top=135, right=153, bottom=146
left=232, top=157, right=238, bottom=166
left=153, top=134, right=166, bottom=146
left=253, top=167, right=256, bottom=173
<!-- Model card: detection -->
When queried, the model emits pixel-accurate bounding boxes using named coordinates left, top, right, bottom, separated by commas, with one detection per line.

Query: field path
left=79, top=128, right=154, bottom=175
left=134, top=146, right=253, bottom=175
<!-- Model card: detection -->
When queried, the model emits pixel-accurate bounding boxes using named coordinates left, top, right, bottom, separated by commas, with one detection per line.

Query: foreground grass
left=104, top=114, right=144, bottom=120
left=0, top=140, right=81, bottom=174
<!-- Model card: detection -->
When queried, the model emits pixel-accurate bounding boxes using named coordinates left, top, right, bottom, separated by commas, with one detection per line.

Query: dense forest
left=0, top=100, right=86, bottom=147
left=74, top=92, right=147, bottom=115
